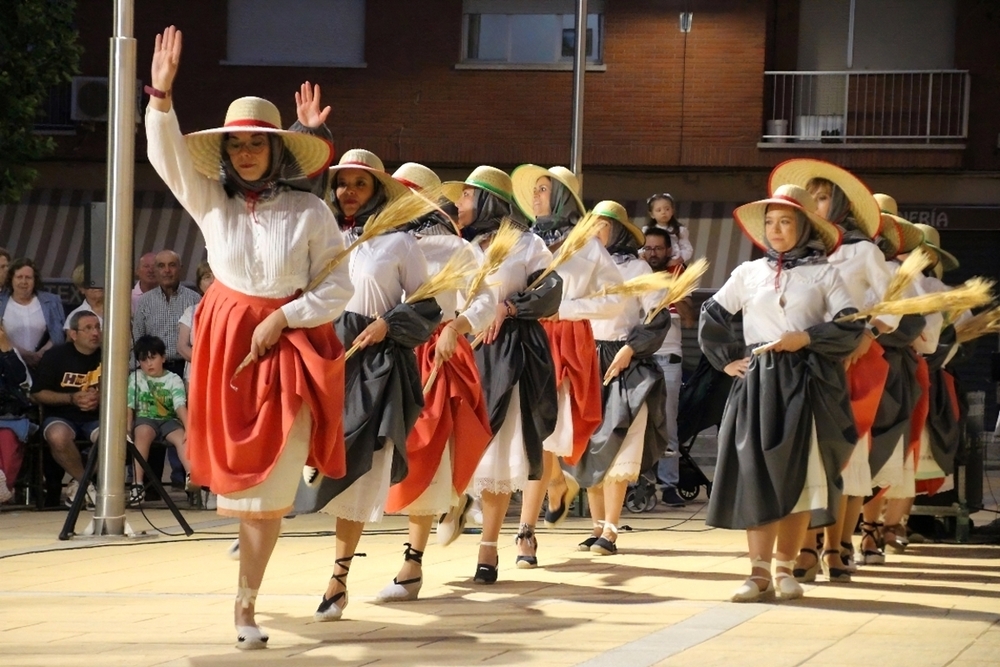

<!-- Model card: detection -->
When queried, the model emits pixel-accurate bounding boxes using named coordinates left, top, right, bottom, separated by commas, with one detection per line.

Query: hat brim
left=184, top=127, right=333, bottom=181
left=592, top=207, right=644, bottom=247
left=923, top=242, right=960, bottom=272
left=511, top=164, right=586, bottom=224
left=440, top=180, right=513, bottom=207
left=733, top=197, right=842, bottom=254
left=328, top=163, right=410, bottom=200
left=884, top=215, right=925, bottom=255
left=769, top=159, right=882, bottom=239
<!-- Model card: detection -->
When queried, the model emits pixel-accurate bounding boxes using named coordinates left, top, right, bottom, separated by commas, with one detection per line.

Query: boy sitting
left=127, top=335, right=192, bottom=504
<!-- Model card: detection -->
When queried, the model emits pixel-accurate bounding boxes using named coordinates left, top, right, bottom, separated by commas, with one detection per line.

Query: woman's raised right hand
left=151, top=26, right=182, bottom=93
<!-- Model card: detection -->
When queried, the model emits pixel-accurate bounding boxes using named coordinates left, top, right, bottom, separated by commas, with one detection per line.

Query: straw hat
left=184, top=97, right=334, bottom=180
left=511, top=164, right=586, bottom=223
left=769, top=158, right=882, bottom=239
left=328, top=149, right=410, bottom=200
left=733, top=184, right=842, bottom=254
left=392, top=162, right=441, bottom=192
left=441, top=166, right=514, bottom=205
left=914, top=223, right=959, bottom=273
left=591, top=200, right=645, bottom=246
left=873, top=194, right=924, bottom=256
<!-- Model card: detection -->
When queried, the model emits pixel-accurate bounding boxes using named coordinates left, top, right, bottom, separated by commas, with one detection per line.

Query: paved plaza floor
left=1, top=485, right=999, bottom=667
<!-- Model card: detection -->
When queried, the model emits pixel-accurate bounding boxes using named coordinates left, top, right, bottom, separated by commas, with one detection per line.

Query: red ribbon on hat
left=225, top=119, right=278, bottom=129
left=395, top=177, right=422, bottom=191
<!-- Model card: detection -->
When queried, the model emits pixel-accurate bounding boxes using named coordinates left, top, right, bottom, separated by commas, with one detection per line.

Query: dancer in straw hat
left=373, top=163, right=495, bottom=602
left=509, top=165, right=623, bottom=568
left=292, top=150, right=443, bottom=621
left=562, top=201, right=671, bottom=557
left=770, top=159, right=900, bottom=583
left=700, top=185, right=863, bottom=602
left=445, top=166, right=562, bottom=584
left=145, top=27, right=351, bottom=649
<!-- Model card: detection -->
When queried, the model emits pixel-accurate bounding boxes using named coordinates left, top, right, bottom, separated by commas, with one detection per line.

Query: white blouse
left=591, top=257, right=658, bottom=342
left=345, top=233, right=428, bottom=318
left=556, top=237, right=625, bottom=322
left=3, top=298, right=46, bottom=353
left=713, top=258, right=856, bottom=346
left=415, top=234, right=494, bottom=334
left=487, top=231, right=552, bottom=302
left=829, top=241, right=899, bottom=331
left=145, top=107, right=352, bottom=329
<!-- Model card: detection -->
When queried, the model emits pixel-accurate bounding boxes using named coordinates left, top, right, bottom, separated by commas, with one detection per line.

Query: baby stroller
left=673, top=354, right=734, bottom=501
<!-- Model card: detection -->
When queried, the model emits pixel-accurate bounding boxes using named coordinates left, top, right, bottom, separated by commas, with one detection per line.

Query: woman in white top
left=509, top=165, right=624, bottom=568
left=700, top=185, right=862, bottom=602
left=375, top=162, right=495, bottom=603
left=647, top=193, right=693, bottom=267
left=448, top=166, right=562, bottom=585
left=563, top=201, right=670, bottom=556
left=145, top=27, right=352, bottom=649
left=769, top=159, right=900, bottom=582
left=0, top=258, right=66, bottom=368
left=293, top=150, right=442, bottom=622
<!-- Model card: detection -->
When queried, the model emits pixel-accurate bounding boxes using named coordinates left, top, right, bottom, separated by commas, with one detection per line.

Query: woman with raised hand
left=509, top=165, right=622, bottom=568
left=563, top=201, right=670, bottom=557
left=700, top=185, right=862, bottom=602
left=373, top=162, right=494, bottom=603
left=145, top=26, right=351, bottom=649
left=446, top=166, right=562, bottom=585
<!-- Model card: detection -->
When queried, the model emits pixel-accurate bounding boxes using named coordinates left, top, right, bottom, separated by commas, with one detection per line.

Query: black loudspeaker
left=83, top=201, right=107, bottom=289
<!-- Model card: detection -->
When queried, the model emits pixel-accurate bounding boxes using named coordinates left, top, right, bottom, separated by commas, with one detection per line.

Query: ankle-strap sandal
left=731, top=558, right=775, bottom=602
left=590, top=522, right=618, bottom=556
left=822, top=549, right=852, bottom=583
left=315, top=553, right=366, bottom=621
left=774, top=559, right=804, bottom=600
left=793, top=548, right=819, bottom=583
left=515, top=523, right=539, bottom=569
left=859, top=521, right=885, bottom=565
left=474, top=541, right=499, bottom=584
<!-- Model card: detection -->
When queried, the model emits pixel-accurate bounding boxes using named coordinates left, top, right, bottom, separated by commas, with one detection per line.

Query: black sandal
left=822, top=549, right=852, bottom=583
left=315, top=552, right=366, bottom=621
left=515, top=523, right=538, bottom=569
left=859, top=521, right=885, bottom=565
left=793, top=548, right=819, bottom=583
left=473, top=541, right=499, bottom=584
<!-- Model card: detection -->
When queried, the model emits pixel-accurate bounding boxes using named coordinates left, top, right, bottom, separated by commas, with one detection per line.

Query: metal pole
left=92, top=0, right=135, bottom=536
left=570, top=0, right=588, bottom=192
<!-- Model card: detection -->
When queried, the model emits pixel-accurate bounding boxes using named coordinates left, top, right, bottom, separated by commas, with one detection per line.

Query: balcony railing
left=762, top=70, right=970, bottom=146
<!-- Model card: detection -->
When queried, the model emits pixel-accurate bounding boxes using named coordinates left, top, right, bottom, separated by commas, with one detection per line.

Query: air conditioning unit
left=71, top=76, right=142, bottom=122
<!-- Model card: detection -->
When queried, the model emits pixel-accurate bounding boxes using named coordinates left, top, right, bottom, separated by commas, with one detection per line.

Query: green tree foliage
left=0, top=0, right=81, bottom=204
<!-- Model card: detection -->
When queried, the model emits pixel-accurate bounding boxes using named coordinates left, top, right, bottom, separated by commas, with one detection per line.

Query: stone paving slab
left=1, top=492, right=999, bottom=667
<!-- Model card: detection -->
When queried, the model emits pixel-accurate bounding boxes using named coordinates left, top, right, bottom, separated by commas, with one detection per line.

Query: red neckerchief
left=774, top=252, right=784, bottom=292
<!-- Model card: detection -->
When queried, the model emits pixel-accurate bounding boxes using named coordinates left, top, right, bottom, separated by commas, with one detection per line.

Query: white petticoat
left=322, top=443, right=395, bottom=523
left=470, top=382, right=530, bottom=496
left=873, top=434, right=915, bottom=498
left=404, top=435, right=458, bottom=516
left=542, top=380, right=574, bottom=457
left=602, top=404, right=648, bottom=484
left=842, top=432, right=874, bottom=497
left=791, top=419, right=829, bottom=515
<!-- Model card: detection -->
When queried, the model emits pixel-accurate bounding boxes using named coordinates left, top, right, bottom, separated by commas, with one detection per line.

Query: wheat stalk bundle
left=954, top=305, right=1000, bottom=344
left=644, top=258, right=710, bottom=323
left=583, top=272, right=678, bottom=300
left=882, top=246, right=933, bottom=303
left=466, top=220, right=522, bottom=298
left=525, top=211, right=607, bottom=291
left=837, top=277, right=995, bottom=322
left=232, top=190, right=444, bottom=385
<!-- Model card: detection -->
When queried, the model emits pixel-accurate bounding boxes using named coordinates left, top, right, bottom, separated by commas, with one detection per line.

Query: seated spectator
left=0, top=258, right=66, bottom=368
left=177, top=261, right=214, bottom=383
left=126, top=335, right=192, bottom=504
left=64, top=265, right=105, bottom=331
left=131, top=252, right=158, bottom=313
left=133, top=250, right=200, bottom=378
left=30, top=310, right=102, bottom=507
left=0, top=322, right=34, bottom=503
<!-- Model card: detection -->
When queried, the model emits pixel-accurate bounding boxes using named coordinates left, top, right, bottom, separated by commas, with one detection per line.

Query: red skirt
left=916, top=369, right=960, bottom=496
left=541, top=319, right=603, bottom=465
left=385, top=323, right=492, bottom=513
left=847, top=340, right=889, bottom=442
left=188, top=281, right=346, bottom=495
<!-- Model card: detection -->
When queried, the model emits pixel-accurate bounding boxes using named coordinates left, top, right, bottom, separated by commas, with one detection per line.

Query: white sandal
left=730, top=558, right=775, bottom=603
left=774, top=559, right=805, bottom=600
left=235, top=577, right=268, bottom=650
